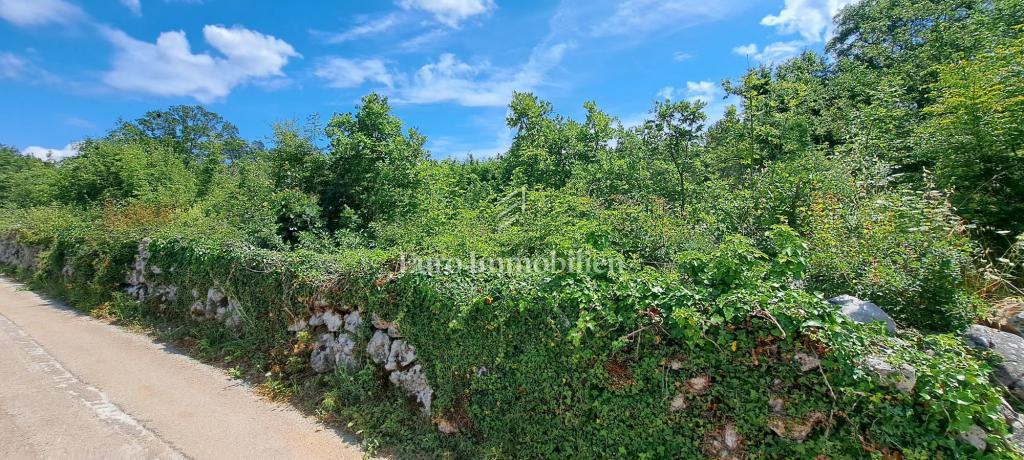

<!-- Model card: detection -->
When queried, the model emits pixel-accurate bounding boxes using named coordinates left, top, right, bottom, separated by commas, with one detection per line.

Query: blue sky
left=0, top=0, right=856, bottom=160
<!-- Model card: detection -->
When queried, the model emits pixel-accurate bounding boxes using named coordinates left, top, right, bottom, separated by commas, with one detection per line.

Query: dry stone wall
left=119, top=237, right=436, bottom=416
left=0, top=236, right=42, bottom=271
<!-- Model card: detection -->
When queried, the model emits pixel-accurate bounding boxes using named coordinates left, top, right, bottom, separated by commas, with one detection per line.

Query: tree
left=266, top=122, right=327, bottom=195
left=322, top=93, right=427, bottom=231
left=110, top=105, right=249, bottom=163
left=55, top=140, right=197, bottom=208
left=918, top=31, right=1024, bottom=236
left=501, top=92, right=606, bottom=189
left=0, top=145, right=57, bottom=208
left=642, top=99, right=707, bottom=214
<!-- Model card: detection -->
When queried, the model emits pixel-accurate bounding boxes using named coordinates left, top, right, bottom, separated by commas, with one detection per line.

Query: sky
left=0, top=0, right=857, bottom=161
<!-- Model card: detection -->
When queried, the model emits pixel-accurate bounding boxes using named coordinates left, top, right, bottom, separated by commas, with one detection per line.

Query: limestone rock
left=309, top=333, right=358, bottom=373
left=207, top=288, right=225, bottom=306
left=1009, top=312, right=1024, bottom=338
left=287, top=318, right=308, bottom=332
left=334, top=333, right=358, bottom=370
left=793, top=352, right=820, bottom=372
left=322, top=310, right=344, bottom=332
left=768, top=412, right=825, bottom=442
left=371, top=313, right=394, bottom=330
left=958, top=424, right=988, bottom=451
left=366, top=330, right=391, bottom=365
left=153, top=285, right=177, bottom=304
left=310, top=333, right=337, bottom=373
left=344, top=311, right=362, bottom=334
left=386, top=339, right=417, bottom=371
left=226, top=299, right=242, bottom=328
left=308, top=311, right=325, bottom=327
left=670, top=393, right=687, bottom=412
left=686, top=375, right=711, bottom=395
left=389, top=364, right=433, bottom=412
left=702, top=423, right=742, bottom=460
left=999, top=398, right=1024, bottom=453
left=864, top=357, right=917, bottom=393
left=436, top=419, right=459, bottom=435
left=963, top=325, right=1024, bottom=399
left=190, top=300, right=208, bottom=320
left=126, top=284, right=146, bottom=302
left=828, top=295, right=897, bottom=334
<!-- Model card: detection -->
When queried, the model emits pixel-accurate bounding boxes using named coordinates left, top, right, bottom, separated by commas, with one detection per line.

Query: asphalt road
left=0, top=277, right=366, bottom=459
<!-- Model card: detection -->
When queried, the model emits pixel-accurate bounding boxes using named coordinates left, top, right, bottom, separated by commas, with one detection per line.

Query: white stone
left=670, top=393, right=686, bottom=411
left=436, top=419, right=458, bottom=434
left=793, top=352, right=820, bottom=372
left=334, top=334, right=358, bottom=369
left=287, top=318, right=308, bottom=332
left=207, top=288, right=225, bottom=305
left=223, top=299, right=242, bottom=328
left=371, top=313, right=394, bottom=330
left=686, top=375, right=711, bottom=395
left=366, top=330, right=391, bottom=364
left=310, top=333, right=337, bottom=373
left=190, top=300, right=208, bottom=319
left=344, top=311, right=362, bottom=334
left=865, top=357, right=917, bottom=393
left=322, top=311, right=344, bottom=332
left=389, top=364, right=433, bottom=412
left=386, top=339, right=417, bottom=371
left=959, top=424, right=988, bottom=451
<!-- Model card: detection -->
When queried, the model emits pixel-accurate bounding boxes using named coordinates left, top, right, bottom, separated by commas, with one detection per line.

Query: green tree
left=55, top=140, right=197, bottom=208
left=501, top=92, right=602, bottom=189
left=918, top=31, right=1024, bottom=236
left=641, top=99, right=707, bottom=213
left=110, top=105, right=249, bottom=163
left=322, top=93, right=427, bottom=231
left=0, top=145, right=58, bottom=208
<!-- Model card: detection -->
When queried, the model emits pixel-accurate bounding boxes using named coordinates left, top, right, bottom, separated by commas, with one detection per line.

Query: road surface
left=0, top=276, right=366, bottom=459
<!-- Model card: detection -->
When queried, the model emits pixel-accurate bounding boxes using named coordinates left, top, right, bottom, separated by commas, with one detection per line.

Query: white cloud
left=0, top=51, right=62, bottom=84
left=315, top=58, right=394, bottom=88
left=732, top=40, right=805, bottom=64
left=397, top=0, right=495, bottom=27
left=399, top=28, right=448, bottom=51
left=428, top=128, right=512, bottom=159
left=0, top=52, right=27, bottom=79
left=393, top=42, right=570, bottom=107
left=101, top=25, right=299, bottom=103
left=21, top=143, right=79, bottom=162
left=120, top=0, right=141, bottom=16
left=592, top=0, right=742, bottom=37
left=761, top=0, right=858, bottom=43
left=672, top=52, right=693, bottom=62
left=312, top=13, right=400, bottom=44
left=755, top=40, right=805, bottom=63
left=0, top=0, right=83, bottom=26
left=732, top=43, right=758, bottom=56
left=732, top=0, right=858, bottom=66
left=64, top=116, right=95, bottom=129
left=654, top=80, right=732, bottom=121
left=657, top=81, right=717, bottom=103
left=394, top=53, right=506, bottom=106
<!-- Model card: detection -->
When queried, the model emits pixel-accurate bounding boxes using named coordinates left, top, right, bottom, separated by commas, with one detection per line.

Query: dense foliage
left=2, top=1, right=1023, bottom=457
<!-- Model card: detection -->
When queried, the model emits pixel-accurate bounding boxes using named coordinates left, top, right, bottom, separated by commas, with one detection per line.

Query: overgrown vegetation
left=2, top=1, right=1024, bottom=457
